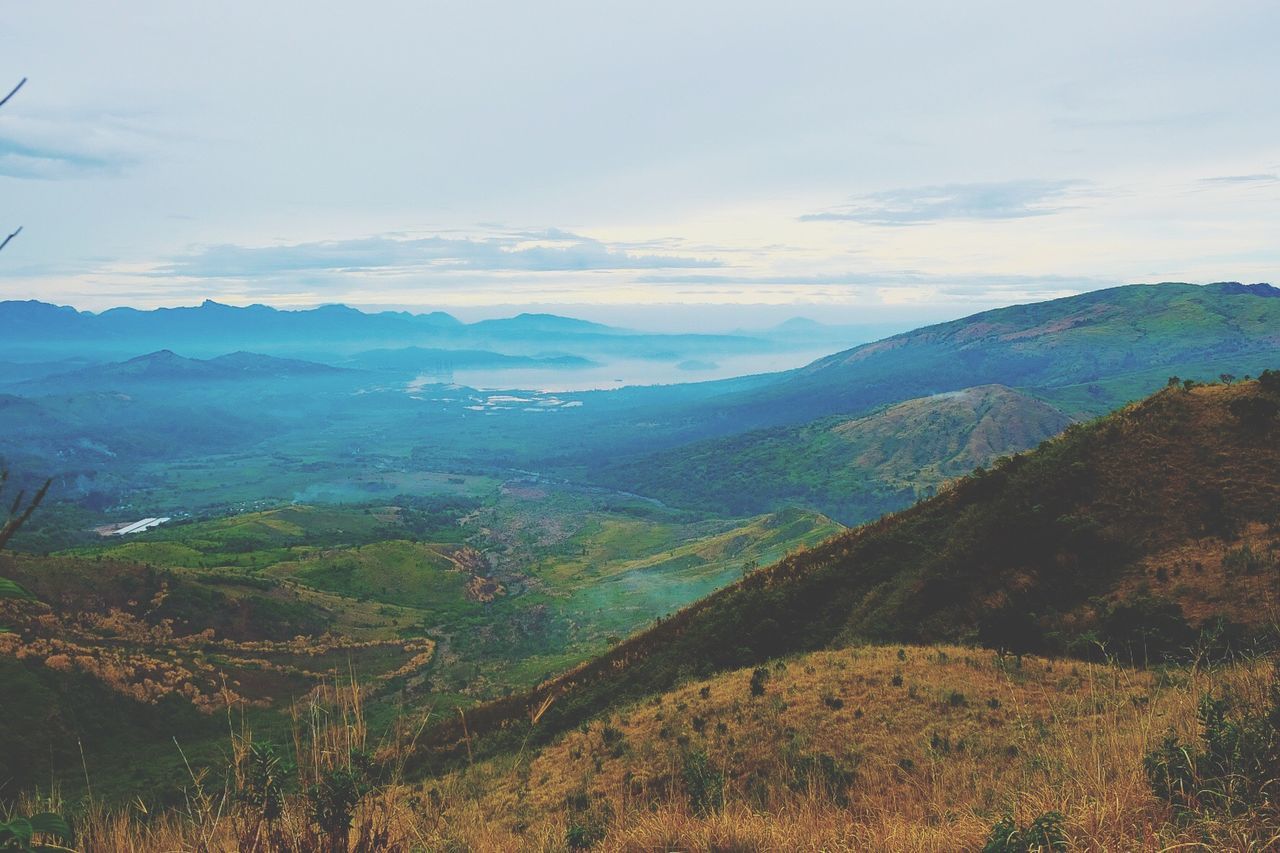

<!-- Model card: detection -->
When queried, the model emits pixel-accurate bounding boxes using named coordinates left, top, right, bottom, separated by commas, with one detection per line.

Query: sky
left=1, top=1, right=1277, bottom=331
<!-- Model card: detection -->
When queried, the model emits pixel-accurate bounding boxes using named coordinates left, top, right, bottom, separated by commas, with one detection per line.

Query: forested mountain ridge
left=596, top=384, right=1074, bottom=522
left=643, top=282, right=1280, bottom=437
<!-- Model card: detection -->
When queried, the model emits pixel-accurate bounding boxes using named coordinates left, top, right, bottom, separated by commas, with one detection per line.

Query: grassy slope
left=599, top=384, right=1074, bottom=523
left=427, top=647, right=1275, bottom=850
left=0, top=495, right=840, bottom=801
left=778, top=282, right=1280, bottom=419
left=412, top=378, right=1280, bottom=770
left=69, top=646, right=1278, bottom=850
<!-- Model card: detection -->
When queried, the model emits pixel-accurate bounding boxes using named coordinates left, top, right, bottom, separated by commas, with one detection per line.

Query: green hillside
left=599, top=384, right=1074, bottom=522
left=413, top=374, right=1280, bottom=771
left=642, top=283, right=1280, bottom=439
left=0, top=491, right=838, bottom=800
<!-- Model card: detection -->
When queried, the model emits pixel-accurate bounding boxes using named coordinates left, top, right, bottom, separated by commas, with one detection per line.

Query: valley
left=1, top=284, right=1278, bottom=849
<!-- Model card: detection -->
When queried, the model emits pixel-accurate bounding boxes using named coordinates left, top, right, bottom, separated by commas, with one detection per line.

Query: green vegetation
left=0, top=810, right=73, bottom=852
left=599, top=384, right=1073, bottom=523
left=3, top=287, right=1280, bottom=846
left=982, top=812, right=1067, bottom=852
left=411, top=378, right=1280, bottom=773
left=1144, top=666, right=1280, bottom=823
left=0, top=482, right=837, bottom=802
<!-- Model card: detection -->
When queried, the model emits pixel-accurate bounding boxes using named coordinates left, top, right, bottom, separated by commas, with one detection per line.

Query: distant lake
left=448, top=348, right=839, bottom=392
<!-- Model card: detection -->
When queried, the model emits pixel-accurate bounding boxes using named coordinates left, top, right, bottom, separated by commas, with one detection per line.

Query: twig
left=78, top=738, right=94, bottom=808
left=458, top=708, right=474, bottom=766
left=0, top=77, right=25, bottom=110
left=0, top=78, right=27, bottom=257
left=0, top=476, right=51, bottom=550
left=0, top=226, right=21, bottom=254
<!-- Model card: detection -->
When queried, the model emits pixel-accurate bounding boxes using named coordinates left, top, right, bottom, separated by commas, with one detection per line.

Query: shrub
left=981, top=811, right=1067, bottom=852
left=1144, top=673, right=1280, bottom=822
left=749, top=666, right=770, bottom=697
left=977, top=604, right=1046, bottom=654
left=1223, top=544, right=1275, bottom=576
left=0, top=812, right=74, bottom=852
left=1229, top=396, right=1280, bottom=433
left=600, top=723, right=627, bottom=758
left=235, top=742, right=287, bottom=824
left=789, top=751, right=858, bottom=805
left=564, top=787, right=609, bottom=850
left=681, top=749, right=724, bottom=816
left=1097, top=596, right=1196, bottom=666
left=307, top=765, right=371, bottom=848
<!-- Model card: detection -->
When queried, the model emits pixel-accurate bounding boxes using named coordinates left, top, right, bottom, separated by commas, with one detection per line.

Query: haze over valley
left=2, top=3, right=1279, bottom=850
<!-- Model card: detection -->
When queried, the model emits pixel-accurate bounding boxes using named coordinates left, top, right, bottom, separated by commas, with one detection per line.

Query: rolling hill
left=414, top=374, right=1280, bottom=771
left=610, top=282, right=1280, bottom=449
left=598, top=384, right=1075, bottom=522
left=19, top=350, right=346, bottom=391
left=0, top=493, right=840, bottom=797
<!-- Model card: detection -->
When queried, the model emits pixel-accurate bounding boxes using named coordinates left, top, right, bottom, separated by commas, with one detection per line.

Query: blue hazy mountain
left=0, top=299, right=790, bottom=366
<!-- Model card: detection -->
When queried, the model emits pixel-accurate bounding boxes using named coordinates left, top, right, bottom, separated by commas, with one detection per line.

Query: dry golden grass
left=30, top=642, right=1278, bottom=851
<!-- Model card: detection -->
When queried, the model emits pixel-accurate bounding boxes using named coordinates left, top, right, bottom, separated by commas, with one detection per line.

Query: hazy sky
left=1, top=1, right=1277, bottom=330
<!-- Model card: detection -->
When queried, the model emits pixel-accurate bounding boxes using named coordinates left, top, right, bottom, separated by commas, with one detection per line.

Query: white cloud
left=799, top=181, right=1084, bottom=225
left=153, top=230, right=721, bottom=278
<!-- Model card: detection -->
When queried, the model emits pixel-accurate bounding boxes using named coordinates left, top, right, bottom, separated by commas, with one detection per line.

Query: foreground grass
left=17, top=643, right=1278, bottom=851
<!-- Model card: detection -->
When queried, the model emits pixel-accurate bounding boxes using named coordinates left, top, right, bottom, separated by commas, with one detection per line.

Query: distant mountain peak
left=1212, top=282, right=1280, bottom=298
left=127, top=349, right=187, bottom=362
left=774, top=317, right=826, bottom=329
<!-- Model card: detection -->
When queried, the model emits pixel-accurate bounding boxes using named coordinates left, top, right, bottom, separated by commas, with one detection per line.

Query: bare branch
left=0, top=79, right=25, bottom=251
left=0, top=226, right=22, bottom=254
left=0, top=77, right=26, bottom=110
left=0, top=475, right=51, bottom=551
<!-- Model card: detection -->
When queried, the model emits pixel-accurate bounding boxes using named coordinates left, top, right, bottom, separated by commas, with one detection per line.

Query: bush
left=1144, top=672, right=1280, bottom=822
left=749, top=666, right=770, bottom=697
left=789, top=751, right=858, bottom=806
left=1229, top=396, right=1280, bottom=433
left=977, top=604, right=1047, bottom=654
left=307, top=765, right=371, bottom=848
left=564, top=787, right=609, bottom=850
left=0, top=812, right=74, bottom=852
left=235, top=742, right=287, bottom=824
left=1223, top=544, right=1276, bottom=576
left=981, top=811, right=1067, bottom=852
left=600, top=723, right=627, bottom=758
left=681, top=749, right=724, bottom=816
left=1097, top=596, right=1196, bottom=666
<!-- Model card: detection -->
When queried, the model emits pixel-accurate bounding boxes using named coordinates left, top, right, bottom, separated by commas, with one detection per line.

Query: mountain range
left=0, top=299, right=790, bottom=363
left=2, top=283, right=1280, bottom=848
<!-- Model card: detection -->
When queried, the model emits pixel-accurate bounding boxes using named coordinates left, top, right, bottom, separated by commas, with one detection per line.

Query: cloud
left=1199, top=173, right=1277, bottom=186
left=156, top=231, right=721, bottom=278
left=638, top=270, right=1102, bottom=294
left=799, top=180, right=1083, bottom=225
left=0, top=114, right=148, bottom=180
